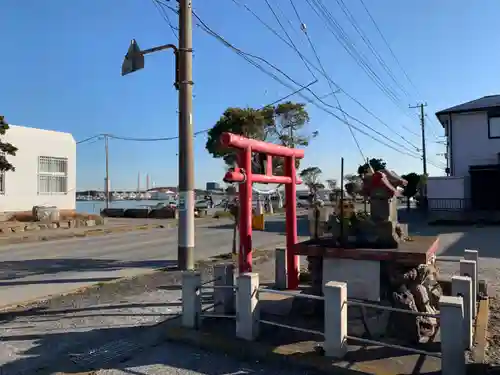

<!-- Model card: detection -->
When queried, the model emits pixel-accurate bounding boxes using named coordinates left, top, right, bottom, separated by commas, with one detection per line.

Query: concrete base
left=322, top=258, right=380, bottom=301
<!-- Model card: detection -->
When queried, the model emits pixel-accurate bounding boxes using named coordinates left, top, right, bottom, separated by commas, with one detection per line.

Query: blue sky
left=2, top=0, right=500, bottom=190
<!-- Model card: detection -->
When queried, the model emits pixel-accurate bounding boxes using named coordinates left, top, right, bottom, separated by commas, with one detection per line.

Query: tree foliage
left=0, top=116, right=18, bottom=172
left=299, top=166, right=324, bottom=195
left=205, top=102, right=317, bottom=175
left=325, top=178, right=337, bottom=190
left=343, top=174, right=363, bottom=198
left=401, top=172, right=421, bottom=198
left=357, top=158, right=387, bottom=176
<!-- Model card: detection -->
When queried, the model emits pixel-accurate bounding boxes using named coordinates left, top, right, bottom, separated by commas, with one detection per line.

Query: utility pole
left=410, top=103, right=428, bottom=176
left=178, top=0, right=195, bottom=270
left=104, top=134, right=110, bottom=209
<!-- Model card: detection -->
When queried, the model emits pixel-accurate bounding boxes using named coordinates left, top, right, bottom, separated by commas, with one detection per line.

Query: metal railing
left=257, top=287, right=324, bottom=336
left=427, top=198, right=471, bottom=211
left=181, top=249, right=481, bottom=375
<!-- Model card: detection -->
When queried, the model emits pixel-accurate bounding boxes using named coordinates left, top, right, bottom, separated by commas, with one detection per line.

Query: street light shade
left=121, top=39, right=144, bottom=76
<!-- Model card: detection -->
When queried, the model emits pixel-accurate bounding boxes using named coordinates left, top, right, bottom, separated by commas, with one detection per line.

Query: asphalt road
left=0, top=215, right=305, bottom=309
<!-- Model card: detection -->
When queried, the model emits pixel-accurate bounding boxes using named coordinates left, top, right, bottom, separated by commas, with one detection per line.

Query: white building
left=429, top=95, right=500, bottom=211
left=0, top=125, right=76, bottom=213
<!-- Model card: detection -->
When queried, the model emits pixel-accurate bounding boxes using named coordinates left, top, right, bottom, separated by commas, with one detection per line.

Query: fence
left=182, top=250, right=480, bottom=375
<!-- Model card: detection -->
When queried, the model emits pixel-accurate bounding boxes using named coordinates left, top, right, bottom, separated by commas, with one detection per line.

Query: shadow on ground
left=0, top=259, right=178, bottom=284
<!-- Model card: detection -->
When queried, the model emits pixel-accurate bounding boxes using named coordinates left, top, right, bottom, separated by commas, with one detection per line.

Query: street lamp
left=121, top=0, right=195, bottom=271
left=121, top=39, right=179, bottom=89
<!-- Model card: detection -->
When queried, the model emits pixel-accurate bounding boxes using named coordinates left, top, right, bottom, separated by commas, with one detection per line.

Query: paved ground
left=0, top=214, right=299, bottom=309
left=2, top=209, right=500, bottom=374
left=95, top=342, right=322, bottom=375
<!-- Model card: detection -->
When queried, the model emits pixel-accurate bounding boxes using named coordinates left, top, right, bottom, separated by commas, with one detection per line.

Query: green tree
left=205, top=102, right=317, bottom=175
left=0, top=116, right=17, bottom=172
left=325, top=178, right=337, bottom=190
left=344, top=174, right=363, bottom=198
left=401, top=172, right=421, bottom=210
left=357, top=158, right=387, bottom=176
left=299, top=166, right=324, bottom=197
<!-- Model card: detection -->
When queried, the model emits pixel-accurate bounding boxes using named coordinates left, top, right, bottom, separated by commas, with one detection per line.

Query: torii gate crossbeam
left=221, top=132, right=304, bottom=290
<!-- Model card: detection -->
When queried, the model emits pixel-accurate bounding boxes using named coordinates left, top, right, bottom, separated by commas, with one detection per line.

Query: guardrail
left=182, top=251, right=480, bottom=375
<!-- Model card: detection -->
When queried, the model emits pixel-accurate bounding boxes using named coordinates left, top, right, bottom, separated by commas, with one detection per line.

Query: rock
left=24, top=223, right=40, bottom=231
left=94, top=216, right=106, bottom=225
left=59, top=221, right=69, bottom=229
left=85, top=219, right=96, bottom=227
left=32, top=206, right=60, bottom=222
left=11, top=225, right=25, bottom=233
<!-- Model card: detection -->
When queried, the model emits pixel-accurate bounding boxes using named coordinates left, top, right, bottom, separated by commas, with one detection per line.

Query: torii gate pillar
left=221, top=132, right=304, bottom=289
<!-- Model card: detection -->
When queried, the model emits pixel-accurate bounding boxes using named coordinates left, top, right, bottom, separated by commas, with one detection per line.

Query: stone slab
left=323, top=258, right=380, bottom=301
left=293, top=236, right=439, bottom=265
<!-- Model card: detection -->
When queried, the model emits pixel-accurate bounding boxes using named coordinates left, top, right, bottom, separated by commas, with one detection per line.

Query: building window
left=38, top=156, right=68, bottom=194
left=488, top=116, right=500, bottom=138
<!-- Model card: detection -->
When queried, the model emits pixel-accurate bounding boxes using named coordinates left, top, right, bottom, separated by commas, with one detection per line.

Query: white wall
left=427, top=176, right=467, bottom=211
left=451, top=112, right=500, bottom=176
left=427, top=176, right=466, bottom=199
left=0, top=125, right=76, bottom=212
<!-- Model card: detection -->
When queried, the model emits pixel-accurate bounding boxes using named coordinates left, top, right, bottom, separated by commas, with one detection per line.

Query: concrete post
left=440, top=295, right=465, bottom=375
left=182, top=271, right=201, bottom=329
left=464, top=249, right=479, bottom=296
left=460, top=259, right=477, bottom=318
left=236, top=272, right=260, bottom=341
left=275, top=248, right=287, bottom=290
left=452, top=275, right=473, bottom=349
left=323, top=281, right=348, bottom=358
left=214, top=263, right=235, bottom=314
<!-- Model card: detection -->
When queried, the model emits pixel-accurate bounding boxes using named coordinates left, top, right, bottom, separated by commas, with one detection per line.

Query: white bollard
left=236, top=272, right=260, bottom=341
left=214, top=263, right=235, bottom=314
left=182, top=271, right=201, bottom=329
left=324, top=281, right=348, bottom=358
left=440, top=295, right=465, bottom=375
left=275, top=248, right=287, bottom=290
left=464, top=249, right=479, bottom=296
left=460, top=259, right=477, bottom=318
left=452, top=275, right=473, bottom=349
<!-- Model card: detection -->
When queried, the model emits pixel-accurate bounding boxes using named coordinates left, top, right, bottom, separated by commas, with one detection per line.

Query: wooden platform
left=292, top=236, right=439, bottom=265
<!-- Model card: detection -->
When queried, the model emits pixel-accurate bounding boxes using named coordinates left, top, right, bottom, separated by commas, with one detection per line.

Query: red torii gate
left=221, top=132, right=304, bottom=290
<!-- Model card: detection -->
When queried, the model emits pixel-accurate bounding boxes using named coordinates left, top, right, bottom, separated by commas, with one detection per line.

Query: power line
left=288, top=0, right=366, bottom=162
left=155, top=1, right=446, bottom=169
left=305, top=0, right=420, bottom=122
left=151, top=0, right=178, bottom=39
left=229, top=0, right=421, bottom=140
left=334, top=0, right=411, bottom=100
left=76, top=81, right=319, bottom=146
left=191, top=10, right=451, bottom=168
left=191, top=13, right=425, bottom=160
left=358, top=0, right=422, bottom=99
left=189, top=4, right=422, bottom=157
left=263, top=0, right=316, bottom=81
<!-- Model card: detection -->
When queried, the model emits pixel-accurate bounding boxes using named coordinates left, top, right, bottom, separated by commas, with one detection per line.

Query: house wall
left=451, top=111, right=500, bottom=176
left=427, top=176, right=469, bottom=212
left=0, top=125, right=76, bottom=212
